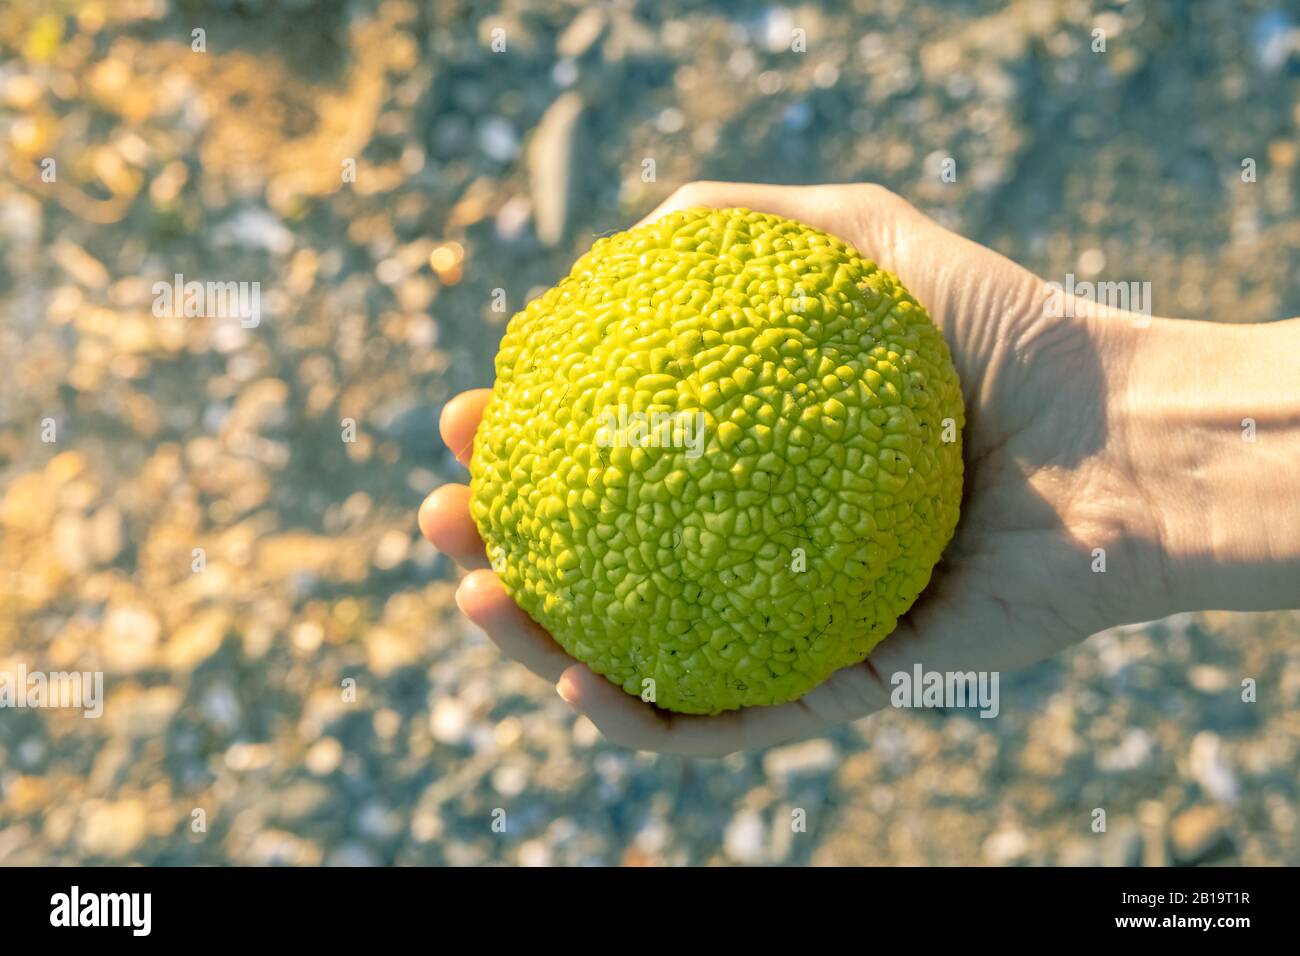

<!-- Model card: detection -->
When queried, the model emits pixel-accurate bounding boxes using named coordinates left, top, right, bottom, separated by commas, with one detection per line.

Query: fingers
left=634, top=181, right=848, bottom=232
left=439, top=388, right=492, bottom=466
left=427, top=388, right=581, bottom=688
left=417, top=483, right=490, bottom=570
left=455, top=569, right=574, bottom=684
left=631, top=181, right=930, bottom=291
left=421, top=387, right=494, bottom=568
left=556, top=663, right=841, bottom=758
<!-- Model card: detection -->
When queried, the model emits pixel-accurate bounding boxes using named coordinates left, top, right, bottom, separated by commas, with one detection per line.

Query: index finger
left=440, top=388, right=493, bottom=467
left=633, top=181, right=849, bottom=232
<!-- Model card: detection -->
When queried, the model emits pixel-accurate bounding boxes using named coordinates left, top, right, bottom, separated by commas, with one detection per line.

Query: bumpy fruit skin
left=470, top=207, right=963, bottom=715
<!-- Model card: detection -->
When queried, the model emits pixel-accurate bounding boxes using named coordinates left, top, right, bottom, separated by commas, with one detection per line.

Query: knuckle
left=671, top=181, right=708, bottom=206
left=857, top=181, right=898, bottom=204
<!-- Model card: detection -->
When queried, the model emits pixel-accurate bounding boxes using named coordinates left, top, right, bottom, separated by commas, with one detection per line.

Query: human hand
left=420, top=181, right=1300, bottom=756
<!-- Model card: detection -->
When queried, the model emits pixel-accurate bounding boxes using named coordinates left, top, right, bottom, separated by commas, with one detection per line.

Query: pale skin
left=418, top=182, right=1300, bottom=757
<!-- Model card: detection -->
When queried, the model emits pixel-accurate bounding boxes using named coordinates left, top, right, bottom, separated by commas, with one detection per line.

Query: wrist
left=1106, top=316, right=1300, bottom=617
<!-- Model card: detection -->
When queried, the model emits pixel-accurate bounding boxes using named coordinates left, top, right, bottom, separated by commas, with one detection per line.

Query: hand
left=419, top=181, right=1300, bottom=756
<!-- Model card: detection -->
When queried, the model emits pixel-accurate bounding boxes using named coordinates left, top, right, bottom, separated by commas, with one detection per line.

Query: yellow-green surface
left=471, top=208, right=964, bottom=713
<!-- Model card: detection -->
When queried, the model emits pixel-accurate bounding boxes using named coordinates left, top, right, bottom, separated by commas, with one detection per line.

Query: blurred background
left=1, top=0, right=1299, bottom=866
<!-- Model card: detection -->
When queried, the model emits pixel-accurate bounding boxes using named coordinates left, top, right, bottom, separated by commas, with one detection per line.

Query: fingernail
left=555, top=674, right=577, bottom=703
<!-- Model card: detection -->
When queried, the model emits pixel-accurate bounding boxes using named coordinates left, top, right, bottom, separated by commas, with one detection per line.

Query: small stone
left=1188, top=665, right=1230, bottom=693
left=51, top=512, right=89, bottom=573
left=100, top=604, right=161, bottom=673
left=571, top=714, right=600, bottom=747
left=1188, top=731, right=1239, bottom=804
left=762, top=739, right=837, bottom=780
left=1170, top=805, right=1234, bottom=865
left=356, top=801, right=403, bottom=839
left=430, top=697, right=470, bottom=744
left=977, top=832, right=1029, bottom=868
left=518, top=839, right=552, bottom=866
left=109, top=686, right=181, bottom=739
left=273, top=781, right=334, bottom=824
left=655, top=107, right=685, bottom=134
left=198, top=684, right=241, bottom=731
left=1095, top=728, right=1153, bottom=773
left=372, top=529, right=410, bottom=570
left=260, top=534, right=338, bottom=579
left=557, top=8, right=606, bottom=59
left=982, top=827, right=1030, bottom=865
left=224, top=742, right=274, bottom=772
left=551, top=58, right=579, bottom=87
left=769, top=806, right=798, bottom=863
left=491, top=762, right=529, bottom=797
left=724, top=810, right=767, bottom=864
left=81, top=799, right=148, bottom=859
left=87, top=505, right=123, bottom=564
left=365, top=626, right=420, bottom=676
left=528, top=92, right=585, bottom=248
left=225, top=378, right=289, bottom=436
left=763, top=7, right=798, bottom=53
left=478, top=116, right=519, bottom=163
left=164, top=609, right=229, bottom=671
left=1252, top=10, right=1295, bottom=71
left=51, top=240, right=109, bottom=288
left=17, top=737, right=47, bottom=769
left=495, top=196, right=532, bottom=242
left=213, top=207, right=293, bottom=255
left=305, top=737, right=343, bottom=775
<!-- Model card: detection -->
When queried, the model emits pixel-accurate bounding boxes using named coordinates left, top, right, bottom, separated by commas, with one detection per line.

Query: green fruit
left=470, top=207, right=963, bottom=715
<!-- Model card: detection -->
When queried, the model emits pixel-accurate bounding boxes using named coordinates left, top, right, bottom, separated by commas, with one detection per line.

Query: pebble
left=1095, top=728, right=1154, bottom=773
left=81, top=799, right=148, bottom=859
left=1188, top=732, right=1239, bottom=804
left=982, top=827, right=1031, bottom=865
left=100, top=605, right=162, bottom=673
left=430, top=698, right=471, bottom=745
left=478, top=116, right=520, bottom=163
left=1188, top=665, right=1230, bottom=693
left=762, top=739, right=838, bottom=780
left=165, top=609, right=229, bottom=671
left=724, top=810, right=767, bottom=864
left=109, top=686, right=182, bottom=739
left=1170, top=805, right=1234, bottom=866
left=1251, top=10, right=1295, bottom=71
left=528, top=92, right=584, bottom=247
left=495, top=195, right=533, bottom=242
left=213, top=208, right=294, bottom=255
left=305, top=738, right=344, bottom=776
left=556, top=8, right=606, bottom=59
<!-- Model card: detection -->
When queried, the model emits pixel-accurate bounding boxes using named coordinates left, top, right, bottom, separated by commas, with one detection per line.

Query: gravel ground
left=1, top=0, right=1298, bottom=865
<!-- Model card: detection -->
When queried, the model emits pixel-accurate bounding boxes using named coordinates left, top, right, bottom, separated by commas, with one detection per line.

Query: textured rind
left=469, top=207, right=964, bottom=715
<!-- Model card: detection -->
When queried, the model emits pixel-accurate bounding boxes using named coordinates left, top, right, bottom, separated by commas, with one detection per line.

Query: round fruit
left=469, top=207, right=964, bottom=715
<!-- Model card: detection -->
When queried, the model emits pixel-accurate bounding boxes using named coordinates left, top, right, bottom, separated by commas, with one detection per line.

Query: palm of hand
left=421, top=182, right=1153, bottom=755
